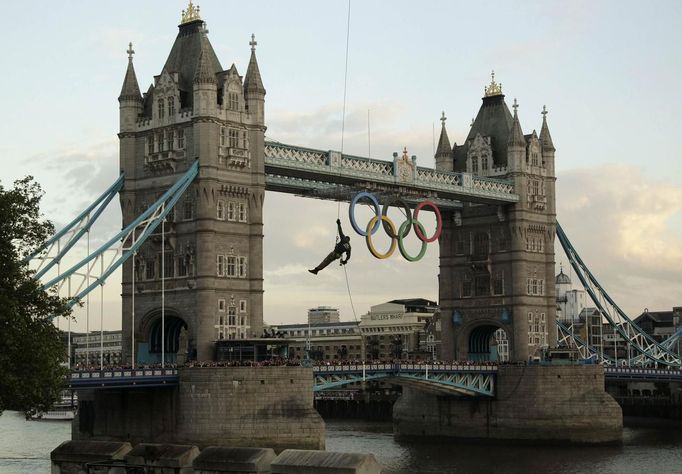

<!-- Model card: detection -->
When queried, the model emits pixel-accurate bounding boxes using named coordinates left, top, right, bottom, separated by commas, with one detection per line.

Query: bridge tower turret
left=434, top=111, right=454, bottom=172
left=439, top=72, right=557, bottom=362
left=118, top=3, right=266, bottom=363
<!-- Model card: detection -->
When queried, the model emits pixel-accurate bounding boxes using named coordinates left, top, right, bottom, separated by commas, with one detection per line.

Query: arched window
left=158, top=99, right=165, bottom=119
left=471, top=156, right=479, bottom=173
left=481, top=155, right=489, bottom=170
left=168, top=97, right=175, bottom=116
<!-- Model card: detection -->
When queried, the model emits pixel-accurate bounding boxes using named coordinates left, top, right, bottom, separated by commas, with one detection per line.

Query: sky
left=2, top=0, right=681, bottom=331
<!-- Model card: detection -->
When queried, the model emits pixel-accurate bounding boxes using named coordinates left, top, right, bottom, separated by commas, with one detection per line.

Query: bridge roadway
left=66, top=364, right=682, bottom=395
left=263, top=141, right=519, bottom=208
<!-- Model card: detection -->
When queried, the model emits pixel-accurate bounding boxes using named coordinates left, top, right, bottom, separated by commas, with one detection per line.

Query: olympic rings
left=366, top=216, right=397, bottom=259
left=349, top=192, right=381, bottom=236
left=349, top=191, right=442, bottom=262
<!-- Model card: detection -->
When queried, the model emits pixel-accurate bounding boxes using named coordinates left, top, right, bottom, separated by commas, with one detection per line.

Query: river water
left=1, top=412, right=681, bottom=473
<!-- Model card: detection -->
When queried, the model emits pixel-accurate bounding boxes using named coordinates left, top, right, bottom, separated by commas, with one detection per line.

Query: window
left=229, top=128, right=239, bottom=148
left=239, top=300, right=247, bottom=312
left=227, top=202, right=236, bottom=221
left=183, top=200, right=193, bottom=220
left=493, top=271, right=504, bottom=295
left=473, top=232, right=489, bottom=260
left=238, top=256, right=247, bottom=278
left=166, top=130, right=174, bottom=151
left=499, top=230, right=509, bottom=252
left=455, top=232, right=465, bottom=255
left=218, top=299, right=226, bottom=311
left=227, top=256, right=236, bottom=277
left=532, top=151, right=539, bottom=166
left=168, top=97, right=175, bottom=116
left=217, top=255, right=225, bottom=276
left=147, top=136, right=154, bottom=155
left=526, top=278, right=545, bottom=296
left=228, top=92, right=239, bottom=111
left=145, top=260, right=155, bottom=280
left=472, top=156, right=478, bottom=173
left=177, top=255, right=188, bottom=277
left=481, top=155, right=489, bottom=170
left=475, top=274, right=490, bottom=296
left=217, top=200, right=225, bottom=220
left=238, top=203, right=247, bottom=222
left=177, top=129, right=185, bottom=149
left=158, top=99, right=165, bottom=119
left=528, top=311, right=547, bottom=346
left=163, top=252, right=174, bottom=278
left=220, top=127, right=226, bottom=146
left=462, top=273, right=472, bottom=298
left=228, top=307, right=236, bottom=325
left=532, top=180, right=540, bottom=196
left=157, top=133, right=165, bottom=152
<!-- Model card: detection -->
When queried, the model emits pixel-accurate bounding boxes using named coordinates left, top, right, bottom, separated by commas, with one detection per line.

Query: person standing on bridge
left=309, top=219, right=351, bottom=275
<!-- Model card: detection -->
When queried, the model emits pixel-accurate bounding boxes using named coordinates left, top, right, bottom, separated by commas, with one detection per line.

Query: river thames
left=1, top=412, right=681, bottom=473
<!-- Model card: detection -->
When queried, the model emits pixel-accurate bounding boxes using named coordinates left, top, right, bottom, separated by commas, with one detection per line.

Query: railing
left=264, top=141, right=517, bottom=203
left=312, top=363, right=498, bottom=374
left=67, top=368, right=179, bottom=389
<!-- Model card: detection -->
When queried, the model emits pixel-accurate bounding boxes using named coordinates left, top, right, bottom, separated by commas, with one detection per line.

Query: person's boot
left=308, top=268, right=318, bottom=275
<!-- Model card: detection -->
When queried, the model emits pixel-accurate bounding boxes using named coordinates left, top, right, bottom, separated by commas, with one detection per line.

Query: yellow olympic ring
left=365, top=215, right=397, bottom=259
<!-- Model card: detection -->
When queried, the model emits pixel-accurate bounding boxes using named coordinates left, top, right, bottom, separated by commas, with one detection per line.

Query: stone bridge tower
left=118, top=3, right=266, bottom=362
left=436, top=73, right=557, bottom=362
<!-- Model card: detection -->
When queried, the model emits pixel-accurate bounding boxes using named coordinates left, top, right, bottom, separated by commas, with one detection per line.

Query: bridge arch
left=458, top=320, right=511, bottom=362
left=137, top=308, right=189, bottom=364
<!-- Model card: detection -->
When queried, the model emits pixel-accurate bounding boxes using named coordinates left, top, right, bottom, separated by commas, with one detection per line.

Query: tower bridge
left=30, top=2, right=682, bottom=448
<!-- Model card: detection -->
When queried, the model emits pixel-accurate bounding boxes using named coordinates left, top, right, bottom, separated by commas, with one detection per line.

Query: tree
left=0, top=177, right=71, bottom=417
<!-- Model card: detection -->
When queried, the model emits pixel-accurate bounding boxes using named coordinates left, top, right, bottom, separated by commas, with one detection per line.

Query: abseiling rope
left=337, top=0, right=358, bottom=322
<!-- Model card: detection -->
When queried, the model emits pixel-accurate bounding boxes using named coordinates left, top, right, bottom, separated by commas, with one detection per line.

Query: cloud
left=557, top=164, right=682, bottom=315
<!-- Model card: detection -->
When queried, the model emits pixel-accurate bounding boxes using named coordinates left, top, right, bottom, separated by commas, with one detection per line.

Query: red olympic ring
left=413, top=200, right=442, bottom=243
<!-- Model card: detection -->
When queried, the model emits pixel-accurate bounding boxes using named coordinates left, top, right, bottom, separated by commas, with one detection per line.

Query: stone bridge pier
left=393, top=364, right=623, bottom=444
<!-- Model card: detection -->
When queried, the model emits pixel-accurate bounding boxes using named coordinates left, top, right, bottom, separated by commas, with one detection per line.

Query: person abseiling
left=309, top=219, right=351, bottom=274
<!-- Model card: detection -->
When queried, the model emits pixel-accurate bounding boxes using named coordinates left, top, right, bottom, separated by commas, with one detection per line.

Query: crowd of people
left=71, top=357, right=518, bottom=372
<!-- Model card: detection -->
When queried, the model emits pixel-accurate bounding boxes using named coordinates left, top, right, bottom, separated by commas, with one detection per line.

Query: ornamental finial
left=127, top=42, right=135, bottom=61
left=513, top=98, right=519, bottom=114
left=181, top=1, right=201, bottom=24
left=250, top=33, right=257, bottom=52
left=440, top=111, right=447, bottom=126
left=542, top=105, right=548, bottom=118
left=402, top=146, right=409, bottom=159
left=484, top=69, right=503, bottom=97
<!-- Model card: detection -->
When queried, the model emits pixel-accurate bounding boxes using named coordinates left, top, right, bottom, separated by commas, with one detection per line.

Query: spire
left=539, top=105, right=555, bottom=151
left=119, top=42, right=142, bottom=101
left=193, top=37, right=216, bottom=85
left=435, top=111, right=452, bottom=157
left=508, top=98, right=525, bottom=147
left=244, top=34, right=265, bottom=94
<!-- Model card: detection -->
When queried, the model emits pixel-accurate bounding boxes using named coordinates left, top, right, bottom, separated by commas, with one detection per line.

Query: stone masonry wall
left=175, top=367, right=324, bottom=451
left=393, top=365, right=622, bottom=444
left=72, top=367, right=325, bottom=451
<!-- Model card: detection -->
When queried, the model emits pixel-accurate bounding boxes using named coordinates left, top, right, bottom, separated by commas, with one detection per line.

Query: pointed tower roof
left=435, top=111, right=453, bottom=158
left=540, top=105, right=555, bottom=151
left=453, top=71, right=513, bottom=170
left=119, top=43, right=142, bottom=101
left=508, top=98, right=525, bottom=147
left=244, top=34, right=265, bottom=94
left=159, top=5, right=222, bottom=100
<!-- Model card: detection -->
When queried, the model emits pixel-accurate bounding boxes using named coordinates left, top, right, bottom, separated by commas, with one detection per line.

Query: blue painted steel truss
left=557, top=222, right=681, bottom=367
left=37, top=161, right=199, bottom=311
left=313, top=364, right=496, bottom=397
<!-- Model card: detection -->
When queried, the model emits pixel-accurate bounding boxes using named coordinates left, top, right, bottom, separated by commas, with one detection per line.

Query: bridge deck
left=264, top=141, right=519, bottom=208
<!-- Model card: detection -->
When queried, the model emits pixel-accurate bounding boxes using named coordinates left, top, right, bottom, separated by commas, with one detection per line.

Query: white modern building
left=308, top=306, right=340, bottom=324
